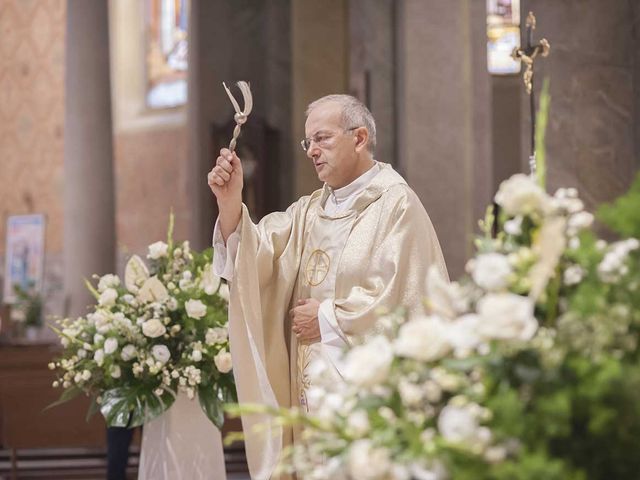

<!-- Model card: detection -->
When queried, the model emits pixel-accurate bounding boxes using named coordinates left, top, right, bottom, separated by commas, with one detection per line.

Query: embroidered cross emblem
left=305, top=249, right=330, bottom=286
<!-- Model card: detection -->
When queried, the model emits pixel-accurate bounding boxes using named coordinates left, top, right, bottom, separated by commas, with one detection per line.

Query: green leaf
left=100, top=386, right=176, bottom=428
left=100, top=388, right=134, bottom=427
left=44, top=386, right=83, bottom=411
left=84, top=278, right=100, bottom=300
left=198, top=385, right=225, bottom=429
left=535, top=77, right=550, bottom=189
left=167, top=210, right=175, bottom=251
left=86, top=395, right=100, bottom=422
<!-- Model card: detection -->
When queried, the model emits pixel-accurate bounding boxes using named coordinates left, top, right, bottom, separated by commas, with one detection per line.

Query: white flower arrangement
left=50, top=215, right=235, bottom=428
left=227, top=172, right=640, bottom=480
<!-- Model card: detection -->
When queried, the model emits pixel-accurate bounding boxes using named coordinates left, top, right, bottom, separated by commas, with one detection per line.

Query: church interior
left=1, top=0, right=640, bottom=478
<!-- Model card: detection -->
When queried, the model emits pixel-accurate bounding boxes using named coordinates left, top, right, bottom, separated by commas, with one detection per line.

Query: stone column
left=395, top=0, right=492, bottom=278
left=349, top=0, right=397, bottom=167
left=291, top=0, right=349, bottom=198
left=520, top=1, right=639, bottom=208
left=63, top=0, right=116, bottom=316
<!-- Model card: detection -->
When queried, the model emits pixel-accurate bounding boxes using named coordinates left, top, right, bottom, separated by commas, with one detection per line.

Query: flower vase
left=138, top=392, right=227, bottom=480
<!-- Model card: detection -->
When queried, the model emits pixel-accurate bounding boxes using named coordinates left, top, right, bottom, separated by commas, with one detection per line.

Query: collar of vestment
left=316, top=162, right=407, bottom=219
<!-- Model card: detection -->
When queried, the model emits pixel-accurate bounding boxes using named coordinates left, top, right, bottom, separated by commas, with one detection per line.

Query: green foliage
left=597, top=172, right=640, bottom=238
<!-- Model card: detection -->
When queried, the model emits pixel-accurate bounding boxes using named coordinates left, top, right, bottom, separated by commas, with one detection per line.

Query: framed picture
left=2, top=214, right=46, bottom=304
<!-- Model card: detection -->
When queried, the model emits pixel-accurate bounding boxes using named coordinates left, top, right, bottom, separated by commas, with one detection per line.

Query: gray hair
left=306, top=94, right=377, bottom=153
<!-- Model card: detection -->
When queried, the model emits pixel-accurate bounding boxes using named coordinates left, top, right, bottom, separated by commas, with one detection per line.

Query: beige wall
left=0, top=0, right=66, bottom=255
left=109, top=0, right=189, bottom=257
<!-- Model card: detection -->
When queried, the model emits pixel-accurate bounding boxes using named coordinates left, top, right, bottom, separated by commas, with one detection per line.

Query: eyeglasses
left=300, top=127, right=361, bottom=152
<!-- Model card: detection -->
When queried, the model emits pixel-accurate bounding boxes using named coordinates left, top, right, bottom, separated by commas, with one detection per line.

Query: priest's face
left=304, top=102, right=363, bottom=189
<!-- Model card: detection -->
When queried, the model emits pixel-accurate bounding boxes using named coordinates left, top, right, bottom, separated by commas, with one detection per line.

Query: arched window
left=144, top=0, right=189, bottom=109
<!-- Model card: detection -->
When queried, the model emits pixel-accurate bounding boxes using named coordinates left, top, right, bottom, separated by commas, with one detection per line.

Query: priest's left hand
left=290, top=298, right=321, bottom=342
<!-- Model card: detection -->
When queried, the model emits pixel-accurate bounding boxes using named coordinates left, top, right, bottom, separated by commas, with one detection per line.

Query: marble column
left=520, top=0, right=639, bottom=209
left=63, top=0, right=116, bottom=316
left=395, top=0, right=492, bottom=278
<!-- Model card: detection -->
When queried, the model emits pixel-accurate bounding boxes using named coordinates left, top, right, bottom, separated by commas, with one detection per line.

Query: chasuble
left=218, top=162, right=447, bottom=479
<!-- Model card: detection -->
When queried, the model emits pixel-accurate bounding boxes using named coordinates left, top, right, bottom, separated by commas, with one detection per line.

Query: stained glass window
left=487, top=0, right=521, bottom=75
left=145, top=0, right=189, bottom=109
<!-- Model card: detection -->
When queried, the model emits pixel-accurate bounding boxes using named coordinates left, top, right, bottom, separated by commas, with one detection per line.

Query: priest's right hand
left=208, top=148, right=244, bottom=204
left=208, top=148, right=243, bottom=241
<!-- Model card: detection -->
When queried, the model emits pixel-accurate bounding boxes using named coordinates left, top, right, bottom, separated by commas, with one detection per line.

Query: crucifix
left=511, top=12, right=550, bottom=176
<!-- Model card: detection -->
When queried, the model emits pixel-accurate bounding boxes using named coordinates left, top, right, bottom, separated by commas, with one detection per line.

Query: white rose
left=142, top=319, right=167, bottom=338
left=427, top=266, right=468, bottom=318
left=81, top=369, right=92, bottom=381
left=470, top=253, right=512, bottom=291
left=394, top=316, right=451, bottom=362
left=346, top=410, right=370, bottom=437
left=166, top=297, right=178, bottom=311
left=121, top=344, right=137, bottom=361
left=504, top=216, right=523, bottom=235
left=185, top=299, right=207, bottom=319
left=148, top=241, right=168, bottom=259
left=214, top=350, right=233, bottom=373
left=437, top=404, right=480, bottom=445
left=98, top=288, right=118, bottom=307
left=485, top=445, right=507, bottom=463
left=409, top=461, right=448, bottom=480
left=348, top=439, right=391, bottom=480
left=110, top=365, right=122, bottom=379
left=446, top=314, right=482, bottom=358
left=205, top=327, right=228, bottom=345
left=152, top=344, right=171, bottom=365
left=201, top=263, right=222, bottom=295
left=398, top=379, right=423, bottom=407
left=104, top=337, right=118, bottom=355
left=93, top=333, right=104, bottom=345
left=494, top=173, right=552, bottom=217
left=94, top=348, right=105, bottom=366
left=563, top=265, right=585, bottom=286
left=343, top=336, right=394, bottom=388
left=98, top=274, right=120, bottom=293
left=218, top=283, right=230, bottom=302
left=477, top=293, right=537, bottom=342
left=191, top=350, right=203, bottom=362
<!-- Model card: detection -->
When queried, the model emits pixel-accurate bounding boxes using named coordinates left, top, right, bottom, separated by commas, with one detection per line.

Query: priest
left=207, top=94, right=448, bottom=479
